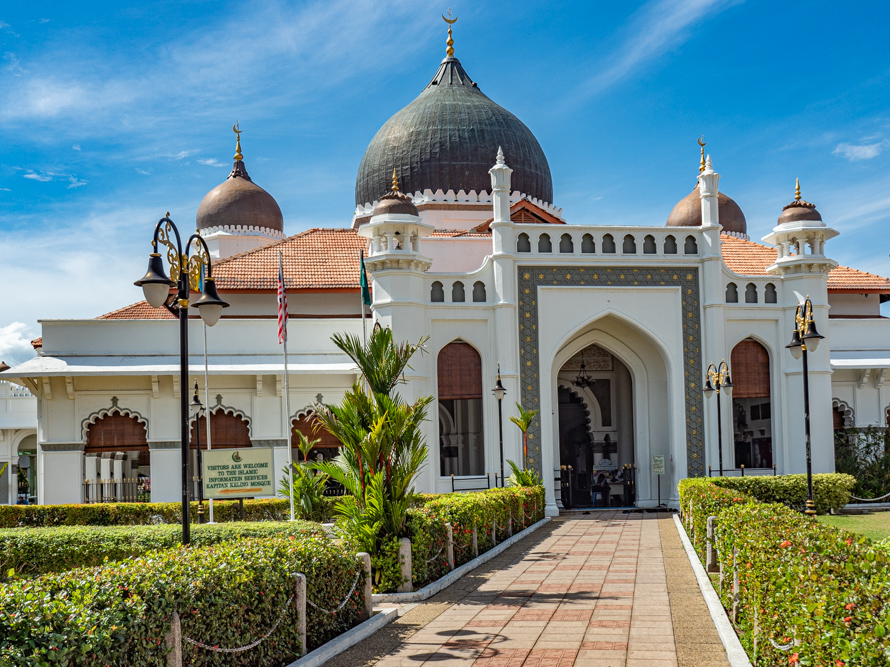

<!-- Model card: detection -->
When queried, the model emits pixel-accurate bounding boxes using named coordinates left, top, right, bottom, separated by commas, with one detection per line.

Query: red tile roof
left=721, top=234, right=890, bottom=292
left=212, top=228, right=367, bottom=291
left=97, top=301, right=175, bottom=320
left=30, top=337, right=42, bottom=349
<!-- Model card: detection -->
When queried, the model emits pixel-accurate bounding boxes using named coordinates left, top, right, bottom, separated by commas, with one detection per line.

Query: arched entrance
left=84, top=412, right=149, bottom=502
left=557, top=345, right=635, bottom=508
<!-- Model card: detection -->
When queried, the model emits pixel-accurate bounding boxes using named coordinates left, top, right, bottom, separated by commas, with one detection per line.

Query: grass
left=816, top=511, right=890, bottom=541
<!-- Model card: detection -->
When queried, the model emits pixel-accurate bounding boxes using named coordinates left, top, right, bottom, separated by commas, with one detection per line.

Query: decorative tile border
left=517, top=266, right=704, bottom=477
left=40, top=442, right=85, bottom=452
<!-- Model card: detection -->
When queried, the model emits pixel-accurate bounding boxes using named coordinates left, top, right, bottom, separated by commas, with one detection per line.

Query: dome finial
left=391, top=167, right=400, bottom=193
left=794, top=178, right=801, bottom=202
left=233, top=122, right=243, bottom=162
left=496, top=146, right=505, bottom=166
left=697, top=135, right=706, bottom=173
left=442, top=9, right=457, bottom=58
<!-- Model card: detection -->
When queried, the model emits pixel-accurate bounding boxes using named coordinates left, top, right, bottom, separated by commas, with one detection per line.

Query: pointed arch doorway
left=557, top=344, right=635, bottom=508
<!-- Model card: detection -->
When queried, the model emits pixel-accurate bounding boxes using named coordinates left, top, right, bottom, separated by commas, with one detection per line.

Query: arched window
left=191, top=412, right=251, bottom=449
left=472, top=281, right=486, bottom=302
left=86, top=413, right=147, bottom=453
left=452, top=281, right=465, bottom=302
left=291, top=412, right=341, bottom=461
left=745, top=283, right=758, bottom=303
left=85, top=413, right=149, bottom=503
left=559, top=234, right=574, bottom=253
left=726, top=282, right=738, bottom=303
left=602, top=234, right=616, bottom=253
left=622, top=234, right=637, bottom=254
left=684, top=235, right=698, bottom=254
left=664, top=235, right=678, bottom=254
left=765, top=283, right=777, bottom=304
left=730, top=339, right=772, bottom=469
left=437, top=342, right=484, bottom=476
left=431, top=281, right=445, bottom=302
left=581, top=234, right=595, bottom=253
left=517, top=233, right=531, bottom=253
left=643, top=235, right=656, bottom=254
left=538, top=233, right=552, bottom=253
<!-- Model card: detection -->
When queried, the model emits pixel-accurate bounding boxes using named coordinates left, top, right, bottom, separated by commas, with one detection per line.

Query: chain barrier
left=768, top=636, right=796, bottom=652
left=426, top=546, right=444, bottom=563
left=849, top=490, right=890, bottom=502
left=306, top=571, right=361, bottom=615
left=183, top=593, right=295, bottom=653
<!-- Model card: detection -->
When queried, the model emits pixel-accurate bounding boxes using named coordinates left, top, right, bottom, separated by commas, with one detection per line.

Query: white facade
left=0, top=380, right=37, bottom=504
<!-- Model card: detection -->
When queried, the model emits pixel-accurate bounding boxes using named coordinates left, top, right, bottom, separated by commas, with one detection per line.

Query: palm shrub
left=278, top=431, right=329, bottom=521
left=309, top=327, right=431, bottom=586
left=509, top=403, right=539, bottom=466
left=507, top=459, right=542, bottom=487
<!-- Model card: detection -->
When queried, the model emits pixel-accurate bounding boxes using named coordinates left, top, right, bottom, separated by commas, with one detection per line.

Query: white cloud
left=3, top=52, right=25, bottom=76
left=175, top=150, right=198, bottom=160
left=833, top=141, right=885, bottom=161
left=0, top=187, right=10, bottom=191
left=197, top=158, right=225, bottom=168
left=135, top=167, right=150, bottom=175
left=66, top=176, right=87, bottom=189
left=576, top=0, right=743, bottom=98
left=72, top=144, right=81, bottom=151
left=21, top=169, right=87, bottom=187
left=23, top=170, right=52, bottom=182
left=0, top=322, right=37, bottom=366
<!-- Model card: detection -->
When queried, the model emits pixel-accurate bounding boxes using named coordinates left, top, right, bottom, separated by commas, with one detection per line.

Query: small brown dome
left=778, top=185, right=822, bottom=225
left=197, top=161, right=283, bottom=232
left=666, top=184, right=747, bottom=234
left=372, top=190, right=419, bottom=217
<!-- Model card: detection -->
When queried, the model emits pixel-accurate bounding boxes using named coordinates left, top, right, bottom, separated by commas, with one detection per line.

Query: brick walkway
left=369, top=513, right=728, bottom=667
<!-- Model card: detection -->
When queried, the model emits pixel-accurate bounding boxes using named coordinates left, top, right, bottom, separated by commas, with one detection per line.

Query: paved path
left=329, top=513, right=730, bottom=667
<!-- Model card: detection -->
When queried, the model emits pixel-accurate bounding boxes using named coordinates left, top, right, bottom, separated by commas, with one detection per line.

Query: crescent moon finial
left=698, top=135, right=706, bottom=173
left=233, top=121, right=243, bottom=162
left=442, top=9, right=457, bottom=57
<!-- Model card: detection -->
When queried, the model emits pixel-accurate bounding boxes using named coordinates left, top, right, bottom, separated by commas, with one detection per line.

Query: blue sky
left=1, top=0, right=889, bottom=364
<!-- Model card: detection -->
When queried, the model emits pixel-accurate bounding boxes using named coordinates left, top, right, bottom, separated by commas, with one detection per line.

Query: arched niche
left=437, top=341, right=484, bottom=477
left=291, top=411, right=341, bottom=461
left=190, top=410, right=252, bottom=449
left=730, top=338, right=773, bottom=468
left=472, top=281, right=486, bottom=302
left=452, top=281, right=466, bottom=302
left=581, top=234, right=595, bottom=253
left=431, top=281, right=445, bottom=302
left=726, top=282, right=739, bottom=303
left=538, top=233, right=552, bottom=253
left=517, top=233, right=531, bottom=253
left=559, top=234, right=574, bottom=253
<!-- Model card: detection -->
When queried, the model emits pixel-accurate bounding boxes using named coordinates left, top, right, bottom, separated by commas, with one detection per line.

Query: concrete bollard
left=446, top=522, right=455, bottom=571
left=472, top=525, right=479, bottom=558
left=507, top=516, right=513, bottom=537
left=165, top=610, right=182, bottom=667
left=492, top=518, right=498, bottom=547
left=294, top=573, right=307, bottom=656
left=357, top=552, right=373, bottom=621
left=397, top=537, right=413, bottom=593
left=706, top=516, right=719, bottom=573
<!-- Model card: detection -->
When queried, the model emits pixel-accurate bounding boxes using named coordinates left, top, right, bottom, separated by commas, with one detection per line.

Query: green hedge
left=679, top=479, right=890, bottom=665
left=0, top=535, right=365, bottom=666
left=710, top=472, right=855, bottom=514
left=0, top=497, right=340, bottom=528
left=0, top=521, right=324, bottom=581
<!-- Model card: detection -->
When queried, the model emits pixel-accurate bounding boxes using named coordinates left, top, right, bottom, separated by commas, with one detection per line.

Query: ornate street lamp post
left=703, top=360, right=733, bottom=476
left=492, top=364, right=507, bottom=486
left=135, top=215, right=228, bottom=544
left=785, top=296, right=824, bottom=517
left=190, top=381, right=206, bottom=524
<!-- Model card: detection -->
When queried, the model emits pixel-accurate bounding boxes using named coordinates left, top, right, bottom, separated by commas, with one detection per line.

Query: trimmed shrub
left=0, top=520, right=323, bottom=581
left=0, top=535, right=365, bottom=666
left=715, top=502, right=890, bottom=666
left=711, top=473, right=855, bottom=514
left=677, top=478, right=754, bottom=560
left=0, top=497, right=339, bottom=528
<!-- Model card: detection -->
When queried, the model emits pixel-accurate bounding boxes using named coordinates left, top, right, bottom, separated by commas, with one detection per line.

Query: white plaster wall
left=40, top=451, right=82, bottom=505
left=828, top=293, right=882, bottom=317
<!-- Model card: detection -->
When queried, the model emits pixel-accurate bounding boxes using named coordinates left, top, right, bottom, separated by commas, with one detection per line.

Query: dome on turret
left=196, top=129, right=283, bottom=234
left=666, top=184, right=747, bottom=235
left=355, top=21, right=551, bottom=208
left=777, top=179, right=822, bottom=225
left=372, top=169, right=419, bottom=218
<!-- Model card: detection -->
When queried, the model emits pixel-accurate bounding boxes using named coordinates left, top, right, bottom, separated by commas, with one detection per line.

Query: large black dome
left=355, top=57, right=553, bottom=207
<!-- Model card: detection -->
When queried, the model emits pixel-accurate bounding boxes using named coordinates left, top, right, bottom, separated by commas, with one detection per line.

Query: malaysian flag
left=277, top=251, right=288, bottom=344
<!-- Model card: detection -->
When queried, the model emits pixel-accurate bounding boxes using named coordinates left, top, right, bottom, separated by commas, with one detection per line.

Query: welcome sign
left=202, top=448, right=275, bottom=500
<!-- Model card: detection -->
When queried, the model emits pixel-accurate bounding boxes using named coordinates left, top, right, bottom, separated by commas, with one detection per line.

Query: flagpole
left=360, top=251, right=367, bottom=345
left=202, top=321, right=215, bottom=523
left=280, top=251, right=295, bottom=522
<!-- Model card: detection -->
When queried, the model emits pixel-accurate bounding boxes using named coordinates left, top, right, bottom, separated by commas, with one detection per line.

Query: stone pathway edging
left=671, top=515, right=752, bottom=667
left=373, top=518, right=552, bottom=604
left=284, top=608, right=399, bottom=667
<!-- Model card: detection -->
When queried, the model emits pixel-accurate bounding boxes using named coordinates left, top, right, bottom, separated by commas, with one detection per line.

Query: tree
left=509, top=402, right=539, bottom=468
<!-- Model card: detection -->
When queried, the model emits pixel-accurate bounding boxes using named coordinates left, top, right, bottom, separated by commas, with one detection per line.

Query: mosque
left=3, top=21, right=889, bottom=515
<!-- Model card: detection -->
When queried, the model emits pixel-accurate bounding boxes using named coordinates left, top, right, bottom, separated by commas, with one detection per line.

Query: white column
left=149, top=447, right=181, bottom=503
left=41, top=451, right=84, bottom=505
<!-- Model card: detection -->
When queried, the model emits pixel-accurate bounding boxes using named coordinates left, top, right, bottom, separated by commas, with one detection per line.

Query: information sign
left=652, top=455, right=666, bottom=475
left=202, top=448, right=275, bottom=500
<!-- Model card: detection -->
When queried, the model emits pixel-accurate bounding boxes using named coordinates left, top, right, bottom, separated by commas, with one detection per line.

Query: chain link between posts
left=849, top=490, right=890, bottom=502
left=306, top=570, right=362, bottom=615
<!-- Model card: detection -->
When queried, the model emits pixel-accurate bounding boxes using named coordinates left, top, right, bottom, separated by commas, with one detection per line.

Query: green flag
left=360, top=251, right=372, bottom=307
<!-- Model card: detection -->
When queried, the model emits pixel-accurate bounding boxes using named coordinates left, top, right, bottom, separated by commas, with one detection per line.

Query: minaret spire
left=233, top=122, right=243, bottom=161
left=795, top=177, right=801, bottom=202
left=391, top=167, right=400, bottom=192
left=698, top=135, right=706, bottom=173
left=442, top=9, right=457, bottom=58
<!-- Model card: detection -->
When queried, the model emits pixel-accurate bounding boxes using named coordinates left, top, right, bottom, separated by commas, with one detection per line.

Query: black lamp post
left=492, top=363, right=507, bottom=486
left=785, top=295, right=824, bottom=517
left=703, top=360, right=733, bottom=476
left=190, top=381, right=206, bottom=524
left=135, top=215, right=228, bottom=544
